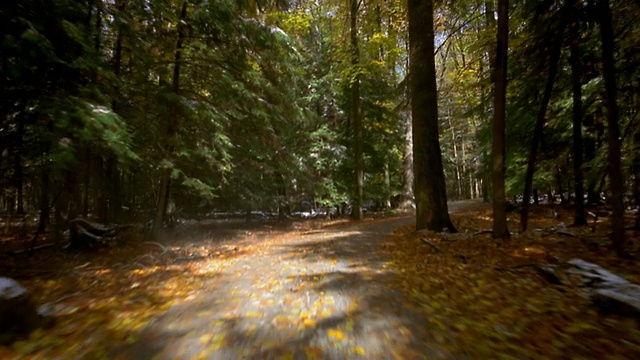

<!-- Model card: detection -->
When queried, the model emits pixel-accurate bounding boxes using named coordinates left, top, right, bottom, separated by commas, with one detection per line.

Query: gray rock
left=0, top=277, right=41, bottom=344
left=567, top=259, right=640, bottom=319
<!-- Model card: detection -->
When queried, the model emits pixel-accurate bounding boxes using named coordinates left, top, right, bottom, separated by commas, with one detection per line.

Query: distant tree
left=491, top=0, right=509, bottom=238
left=350, top=0, right=364, bottom=220
left=153, top=0, right=188, bottom=239
left=519, top=0, right=572, bottom=232
left=597, top=0, right=626, bottom=256
left=569, top=30, right=588, bottom=226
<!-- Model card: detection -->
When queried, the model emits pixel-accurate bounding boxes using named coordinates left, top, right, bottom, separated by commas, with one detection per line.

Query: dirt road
left=116, top=209, right=465, bottom=359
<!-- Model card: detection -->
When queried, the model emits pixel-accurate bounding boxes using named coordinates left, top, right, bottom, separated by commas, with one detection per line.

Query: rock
left=37, top=303, right=57, bottom=329
left=534, top=265, right=562, bottom=285
left=0, top=277, right=41, bottom=344
left=567, top=259, right=640, bottom=319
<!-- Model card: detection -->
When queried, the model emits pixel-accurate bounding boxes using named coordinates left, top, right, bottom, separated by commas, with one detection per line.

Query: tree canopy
left=0, top=0, right=638, bottom=251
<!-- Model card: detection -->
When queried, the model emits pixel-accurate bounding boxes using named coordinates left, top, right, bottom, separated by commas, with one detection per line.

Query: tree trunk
left=399, top=111, right=414, bottom=210
left=153, top=0, right=187, bottom=238
left=633, top=126, right=640, bottom=229
left=597, top=0, right=626, bottom=256
left=384, top=159, right=391, bottom=209
left=583, top=114, right=600, bottom=204
left=485, top=0, right=496, bottom=83
left=95, top=155, right=107, bottom=222
left=107, top=0, right=126, bottom=223
left=520, top=0, right=571, bottom=232
left=81, top=147, right=90, bottom=217
left=448, top=113, right=462, bottom=200
left=556, top=165, right=565, bottom=204
left=482, top=0, right=495, bottom=204
left=570, top=39, right=587, bottom=226
left=491, top=0, right=510, bottom=238
left=14, top=111, right=25, bottom=215
left=408, top=0, right=456, bottom=232
left=350, top=0, right=363, bottom=220
left=36, top=166, right=50, bottom=238
left=106, top=157, right=121, bottom=222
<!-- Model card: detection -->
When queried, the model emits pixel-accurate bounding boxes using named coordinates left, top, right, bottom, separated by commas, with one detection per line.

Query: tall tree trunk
left=570, top=38, right=587, bottom=226
left=107, top=0, right=126, bottom=223
left=597, top=0, right=626, bottom=256
left=350, top=0, right=364, bottom=220
left=485, top=0, right=496, bottom=83
left=556, top=165, right=565, bottom=204
left=399, top=111, right=414, bottom=210
left=491, top=0, right=509, bottom=238
left=96, top=155, right=108, bottom=222
left=482, top=0, right=495, bottom=204
left=14, top=111, right=25, bottom=215
left=633, top=125, right=640, bottom=229
left=383, top=159, right=391, bottom=209
left=153, top=0, right=187, bottom=237
left=520, top=0, right=571, bottom=232
left=448, top=113, right=462, bottom=200
left=583, top=114, right=600, bottom=203
left=81, top=148, right=90, bottom=217
left=408, top=0, right=456, bottom=232
left=94, top=2, right=102, bottom=53
left=37, top=166, right=50, bottom=235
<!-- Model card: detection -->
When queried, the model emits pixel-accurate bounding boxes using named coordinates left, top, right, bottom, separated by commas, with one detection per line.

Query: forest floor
left=1, top=200, right=640, bottom=359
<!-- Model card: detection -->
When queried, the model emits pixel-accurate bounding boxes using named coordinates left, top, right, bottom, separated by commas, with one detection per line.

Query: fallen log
left=567, top=258, right=640, bottom=318
left=420, top=238, right=441, bottom=253
left=65, top=218, right=116, bottom=249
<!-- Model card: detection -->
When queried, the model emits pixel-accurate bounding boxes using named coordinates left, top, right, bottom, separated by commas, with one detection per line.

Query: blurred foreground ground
left=1, top=200, right=639, bottom=359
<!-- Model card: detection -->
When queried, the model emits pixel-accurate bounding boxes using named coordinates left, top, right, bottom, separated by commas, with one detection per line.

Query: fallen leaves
left=2, top=204, right=638, bottom=358
left=383, top=203, right=640, bottom=358
left=327, top=329, right=345, bottom=340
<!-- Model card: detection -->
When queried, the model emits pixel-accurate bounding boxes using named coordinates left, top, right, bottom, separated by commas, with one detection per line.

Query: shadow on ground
left=112, top=215, right=461, bottom=359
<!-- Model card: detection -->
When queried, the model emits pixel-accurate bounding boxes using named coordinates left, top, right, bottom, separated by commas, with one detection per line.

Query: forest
left=1, top=0, right=639, bottom=358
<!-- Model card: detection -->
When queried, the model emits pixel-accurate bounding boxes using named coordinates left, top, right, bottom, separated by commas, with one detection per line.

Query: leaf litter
left=0, top=201, right=639, bottom=359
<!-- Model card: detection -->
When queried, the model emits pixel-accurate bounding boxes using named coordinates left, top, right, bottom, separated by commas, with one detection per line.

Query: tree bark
left=597, top=0, right=626, bottom=256
left=482, top=0, right=495, bottom=204
left=107, top=0, right=126, bottom=223
left=153, top=0, right=187, bottom=238
left=633, top=126, right=640, bottom=229
left=448, top=112, right=462, bottom=200
left=491, top=0, right=509, bottom=238
left=408, top=0, right=456, bottom=232
left=383, top=159, right=391, bottom=209
left=81, top=147, right=90, bottom=217
left=13, top=110, right=25, bottom=215
left=350, top=0, right=364, bottom=220
left=399, top=111, right=414, bottom=210
left=583, top=114, right=600, bottom=204
left=520, top=0, right=571, bottom=232
left=569, top=38, right=587, bottom=226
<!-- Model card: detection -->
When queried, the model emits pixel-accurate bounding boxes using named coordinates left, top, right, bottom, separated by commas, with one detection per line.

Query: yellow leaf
left=200, top=333, right=213, bottom=345
left=328, top=329, right=345, bottom=340
left=433, top=333, right=446, bottom=344
left=351, top=346, right=366, bottom=355
left=453, top=322, right=467, bottom=331
left=208, top=341, right=224, bottom=352
left=303, top=318, right=317, bottom=327
left=324, top=296, right=335, bottom=305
